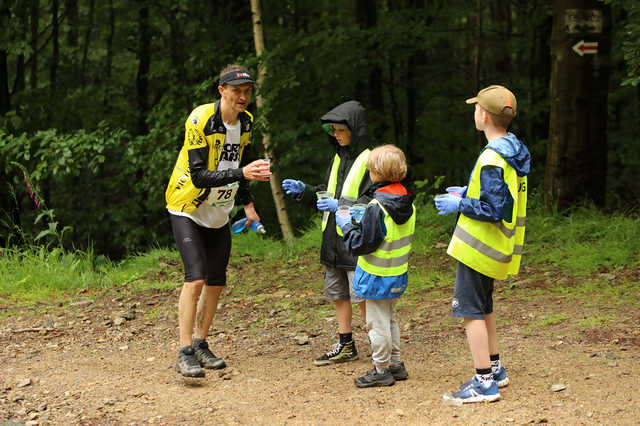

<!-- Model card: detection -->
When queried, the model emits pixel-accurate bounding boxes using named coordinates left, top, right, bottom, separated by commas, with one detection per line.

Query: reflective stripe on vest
left=447, top=148, right=527, bottom=280
left=357, top=199, right=416, bottom=277
left=321, top=149, right=370, bottom=235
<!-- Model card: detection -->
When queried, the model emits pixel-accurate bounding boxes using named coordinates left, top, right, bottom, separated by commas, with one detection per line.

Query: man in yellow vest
left=435, top=85, right=530, bottom=403
left=282, top=100, right=373, bottom=366
left=165, top=65, right=271, bottom=378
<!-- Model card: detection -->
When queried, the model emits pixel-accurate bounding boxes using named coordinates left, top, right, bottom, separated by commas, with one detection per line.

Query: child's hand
left=335, top=211, right=351, bottom=229
left=435, top=194, right=461, bottom=215
left=445, top=186, right=467, bottom=197
left=317, top=198, right=338, bottom=212
left=282, top=179, right=305, bottom=195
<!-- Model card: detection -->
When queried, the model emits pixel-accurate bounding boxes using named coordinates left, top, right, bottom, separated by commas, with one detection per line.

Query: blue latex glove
left=335, top=212, right=350, bottom=229
left=317, top=198, right=338, bottom=212
left=282, top=179, right=305, bottom=195
left=446, top=186, right=467, bottom=197
left=434, top=194, right=461, bottom=215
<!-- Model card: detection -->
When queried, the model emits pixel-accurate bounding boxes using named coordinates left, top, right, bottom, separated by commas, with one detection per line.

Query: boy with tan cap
left=435, top=85, right=530, bottom=403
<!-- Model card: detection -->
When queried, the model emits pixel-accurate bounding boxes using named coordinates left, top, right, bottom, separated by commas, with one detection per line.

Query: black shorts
left=451, top=261, right=494, bottom=319
left=170, top=214, right=231, bottom=286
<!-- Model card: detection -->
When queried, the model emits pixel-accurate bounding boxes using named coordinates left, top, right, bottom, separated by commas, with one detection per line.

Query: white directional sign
left=572, top=40, right=598, bottom=56
left=564, top=9, right=603, bottom=34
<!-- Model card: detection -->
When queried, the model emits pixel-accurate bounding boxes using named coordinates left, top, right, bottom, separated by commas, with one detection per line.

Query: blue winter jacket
left=341, top=182, right=415, bottom=299
left=459, top=132, right=531, bottom=222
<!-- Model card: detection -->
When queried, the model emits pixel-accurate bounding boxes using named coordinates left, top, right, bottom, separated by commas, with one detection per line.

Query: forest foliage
left=0, top=0, right=638, bottom=258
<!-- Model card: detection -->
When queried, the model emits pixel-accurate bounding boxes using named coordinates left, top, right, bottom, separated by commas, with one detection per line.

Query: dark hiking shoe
left=354, top=368, right=395, bottom=388
left=192, top=338, right=226, bottom=370
left=389, top=361, right=409, bottom=380
left=314, top=341, right=358, bottom=366
left=176, top=346, right=205, bottom=378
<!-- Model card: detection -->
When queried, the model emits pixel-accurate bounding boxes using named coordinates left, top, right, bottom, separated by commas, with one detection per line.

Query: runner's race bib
left=206, top=182, right=239, bottom=207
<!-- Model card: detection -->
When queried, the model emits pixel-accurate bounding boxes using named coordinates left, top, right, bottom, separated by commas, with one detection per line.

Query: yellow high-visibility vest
left=447, top=148, right=527, bottom=280
left=357, top=199, right=416, bottom=277
left=321, top=149, right=370, bottom=236
left=165, top=102, right=252, bottom=214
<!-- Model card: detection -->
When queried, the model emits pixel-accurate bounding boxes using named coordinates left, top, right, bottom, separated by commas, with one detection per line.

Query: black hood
left=320, top=100, right=370, bottom=152
left=372, top=183, right=415, bottom=225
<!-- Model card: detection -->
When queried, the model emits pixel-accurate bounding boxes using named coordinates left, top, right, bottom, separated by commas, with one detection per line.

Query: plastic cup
left=337, top=205, right=351, bottom=217
left=316, top=191, right=331, bottom=200
left=350, top=204, right=367, bottom=224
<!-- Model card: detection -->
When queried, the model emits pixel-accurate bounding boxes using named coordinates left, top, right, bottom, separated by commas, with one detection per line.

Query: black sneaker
left=176, top=346, right=205, bottom=378
left=389, top=361, right=408, bottom=380
left=354, top=368, right=395, bottom=388
left=192, top=338, right=226, bottom=370
left=314, top=341, right=358, bottom=366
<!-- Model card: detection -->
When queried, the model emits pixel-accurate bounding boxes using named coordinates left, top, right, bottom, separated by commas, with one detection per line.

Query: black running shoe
left=314, top=341, right=358, bottom=366
left=176, top=346, right=205, bottom=378
left=389, top=361, right=409, bottom=380
left=354, top=368, right=395, bottom=388
left=192, top=338, right=226, bottom=370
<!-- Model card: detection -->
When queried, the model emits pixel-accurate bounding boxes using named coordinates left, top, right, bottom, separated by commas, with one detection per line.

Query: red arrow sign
left=572, top=40, right=598, bottom=56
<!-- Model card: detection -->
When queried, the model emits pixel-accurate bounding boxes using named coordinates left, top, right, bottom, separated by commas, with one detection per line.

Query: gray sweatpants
left=366, top=298, right=401, bottom=366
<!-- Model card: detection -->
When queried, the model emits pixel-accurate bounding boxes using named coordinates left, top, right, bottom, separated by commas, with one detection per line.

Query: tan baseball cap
left=466, top=85, right=517, bottom=117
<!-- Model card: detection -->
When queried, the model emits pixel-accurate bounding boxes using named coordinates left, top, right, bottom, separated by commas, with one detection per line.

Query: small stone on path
left=294, top=335, right=309, bottom=345
left=551, top=384, right=566, bottom=392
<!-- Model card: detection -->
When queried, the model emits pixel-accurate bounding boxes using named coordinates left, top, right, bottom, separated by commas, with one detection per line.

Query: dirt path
left=1, top=261, right=639, bottom=425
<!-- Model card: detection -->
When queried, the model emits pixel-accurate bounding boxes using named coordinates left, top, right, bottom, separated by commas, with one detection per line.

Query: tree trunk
left=474, top=0, right=483, bottom=150
left=167, top=6, right=185, bottom=83
left=81, top=0, right=95, bottom=87
left=545, top=0, right=611, bottom=209
left=489, top=0, right=511, bottom=76
left=355, top=0, right=383, bottom=117
left=13, top=2, right=27, bottom=94
left=136, top=2, right=150, bottom=135
left=50, top=0, right=59, bottom=99
left=0, top=1, right=10, bottom=114
left=65, top=0, right=78, bottom=47
left=405, top=0, right=426, bottom=164
left=249, top=0, right=294, bottom=243
left=30, top=0, right=38, bottom=89
left=0, top=50, right=9, bottom=115
left=104, top=0, right=114, bottom=109
left=526, top=1, right=538, bottom=146
left=106, top=0, right=114, bottom=79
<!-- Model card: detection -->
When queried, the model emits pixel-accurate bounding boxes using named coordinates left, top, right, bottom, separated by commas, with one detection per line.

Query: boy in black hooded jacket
left=282, top=100, right=374, bottom=365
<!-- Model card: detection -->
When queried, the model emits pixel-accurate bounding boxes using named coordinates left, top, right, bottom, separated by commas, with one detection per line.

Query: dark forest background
left=1, top=0, right=638, bottom=258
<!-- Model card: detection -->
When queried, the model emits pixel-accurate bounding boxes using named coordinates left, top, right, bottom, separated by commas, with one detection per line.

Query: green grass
left=230, top=217, right=322, bottom=260
left=531, top=313, right=567, bottom=327
left=525, top=205, right=640, bottom=275
left=0, top=246, right=179, bottom=304
left=579, top=315, right=610, bottom=329
left=1, top=203, right=638, bottom=306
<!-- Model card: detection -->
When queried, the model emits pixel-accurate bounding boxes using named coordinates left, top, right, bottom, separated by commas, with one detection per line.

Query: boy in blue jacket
left=435, top=85, right=530, bottom=403
left=336, top=144, right=416, bottom=388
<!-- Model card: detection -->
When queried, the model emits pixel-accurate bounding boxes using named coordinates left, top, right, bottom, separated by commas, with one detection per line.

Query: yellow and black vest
left=165, top=101, right=252, bottom=214
left=321, top=149, right=370, bottom=236
left=357, top=199, right=416, bottom=277
left=447, top=148, right=527, bottom=280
